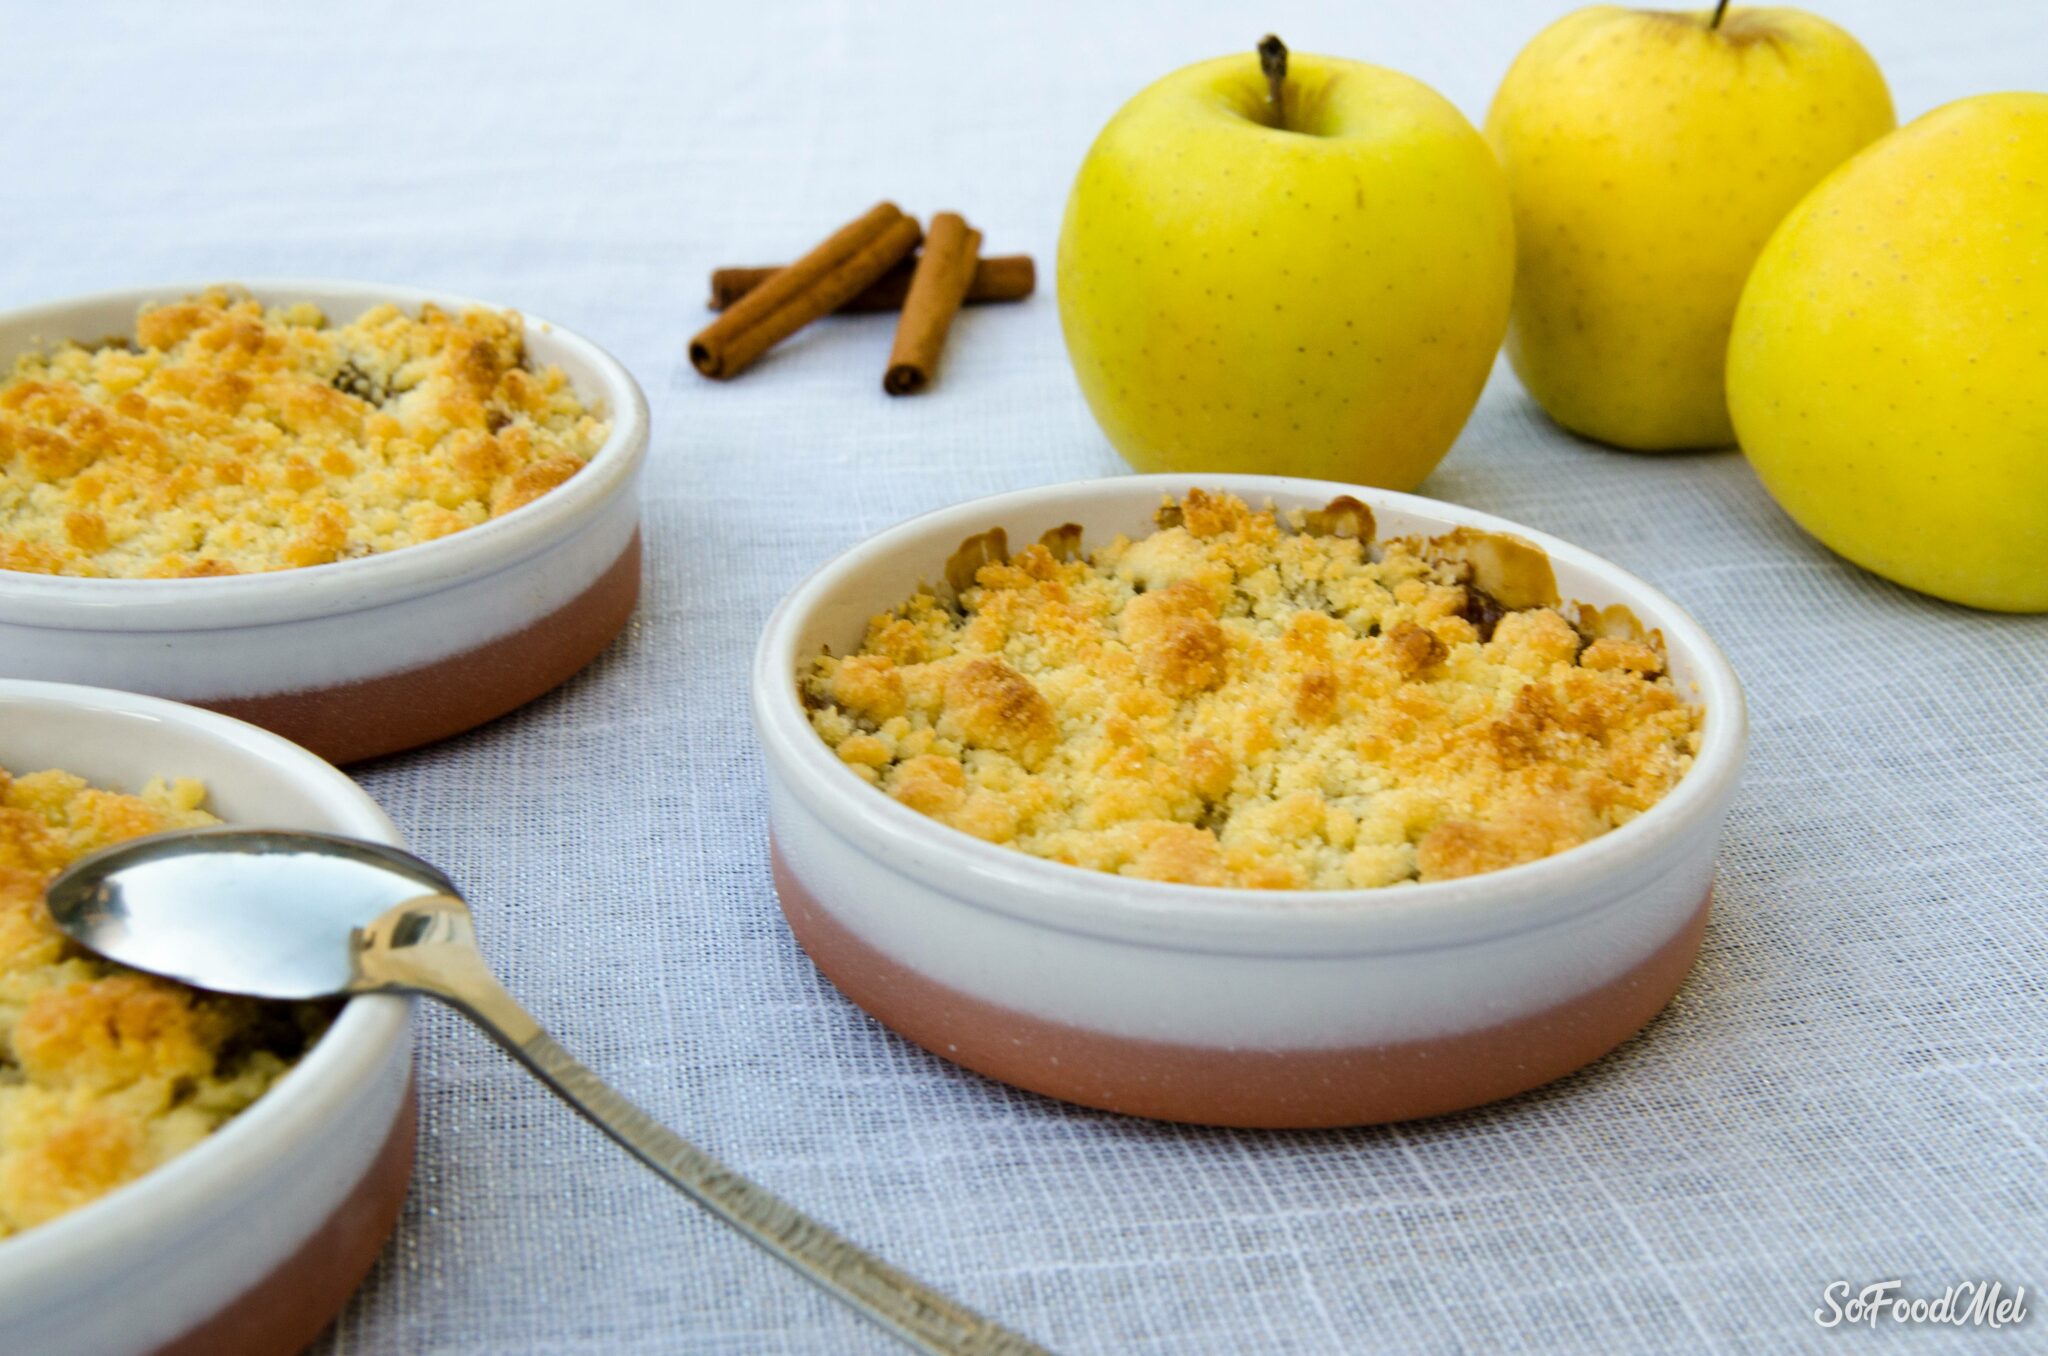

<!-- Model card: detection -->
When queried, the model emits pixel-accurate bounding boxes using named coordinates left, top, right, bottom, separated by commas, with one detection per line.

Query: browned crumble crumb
left=0, top=767, right=326, bottom=1236
left=0, top=288, right=608, bottom=578
left=803, top=490, right=1703, bottom=890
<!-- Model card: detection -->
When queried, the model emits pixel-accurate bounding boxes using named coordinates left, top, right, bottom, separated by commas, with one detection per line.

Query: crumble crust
left=0, top=767, right=324, bottom=1237
left=803, top=490, right=1702, bottom=890
left=0, top=288, right=608, bottom=578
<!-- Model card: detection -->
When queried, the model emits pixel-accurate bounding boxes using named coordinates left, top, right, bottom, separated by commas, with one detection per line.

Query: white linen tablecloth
left=4, top=2, right=2044, bottom=1351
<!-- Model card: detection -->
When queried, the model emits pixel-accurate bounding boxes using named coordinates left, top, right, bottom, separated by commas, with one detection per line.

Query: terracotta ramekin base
left=773, top=846, right=1710, bottom=1129
left=206, top=531, right=642, bottom=766
left=153, top=1078, right=417, bottom=1356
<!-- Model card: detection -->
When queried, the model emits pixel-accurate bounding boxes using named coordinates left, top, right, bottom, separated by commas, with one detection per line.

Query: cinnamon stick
left=884, top=213, right=981, bottom=396
left=689, top=202, right=922, bottom=379
left=708, top=255, right=1035, bottom=313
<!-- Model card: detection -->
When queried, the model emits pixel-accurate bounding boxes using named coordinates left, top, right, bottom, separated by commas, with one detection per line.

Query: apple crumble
left=0, top=767, right=324, bottom=1237
left=0, top=288, right=609, bottom=578
left=803, top=490, right=1701, bottom=889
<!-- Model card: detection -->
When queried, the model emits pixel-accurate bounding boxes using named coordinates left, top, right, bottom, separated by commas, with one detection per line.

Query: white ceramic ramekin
left=752, top=474, right=1747, bottom=1128
left=0, top=280, right=650, bottom=764
left=0, top=680, right=413, bottom=1356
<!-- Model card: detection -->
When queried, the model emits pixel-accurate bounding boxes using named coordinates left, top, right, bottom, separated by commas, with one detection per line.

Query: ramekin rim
left=0, top=277, right=650, bottom=629
left=751, top=472, right=1748, bottom=949
left=0, top=680, right=411, bottom=1280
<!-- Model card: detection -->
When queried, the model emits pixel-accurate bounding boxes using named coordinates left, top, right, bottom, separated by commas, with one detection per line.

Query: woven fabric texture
left=2, top=2, right=2043, bottom=1351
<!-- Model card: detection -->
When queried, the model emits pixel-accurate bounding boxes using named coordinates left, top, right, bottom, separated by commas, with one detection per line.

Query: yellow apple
left=1727, top=93, right=2048, bottom=612
left=1485, top=5, right=1893, bottom=449
left=1057, top=40, right=1512, bottom=491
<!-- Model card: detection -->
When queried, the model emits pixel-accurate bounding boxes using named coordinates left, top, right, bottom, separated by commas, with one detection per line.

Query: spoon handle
left=356, top=896, right=1045, bottom=1356
left=510, top=1029, right=1045, bottom=1355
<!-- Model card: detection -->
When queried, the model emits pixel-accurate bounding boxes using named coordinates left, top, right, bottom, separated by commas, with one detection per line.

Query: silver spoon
left=46, top=827, right=1045, bottom=1356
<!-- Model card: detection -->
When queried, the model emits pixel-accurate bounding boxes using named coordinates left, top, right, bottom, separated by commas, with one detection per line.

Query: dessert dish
left=0, top=680, right=413, bottom=1356
left=802, top=489, right=1700, bottom=890
left=0, top=281, right=649, bottom=764
left=0, top=768, right=327, bottom=1240
left=0, top=289, right=607, bottom=578
left=753, top=475, right=1747, bottom=1128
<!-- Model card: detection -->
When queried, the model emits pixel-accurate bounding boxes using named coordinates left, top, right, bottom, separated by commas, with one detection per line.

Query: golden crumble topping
left=803, top=491, right=1702, bottom=890
left=0, top=767, right=324, bottom=1238
left=0, top=288, right=609, bottom=578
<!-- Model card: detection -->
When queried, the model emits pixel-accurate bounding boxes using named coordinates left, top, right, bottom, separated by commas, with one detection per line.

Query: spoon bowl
left=48, top=828, right=458, bottom=1000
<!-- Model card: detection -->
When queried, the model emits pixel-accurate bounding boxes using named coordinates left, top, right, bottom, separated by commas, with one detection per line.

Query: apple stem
left=1258, top=34, right=1288, bottom=127
left=1709, top=0, right=1731, bottom=29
